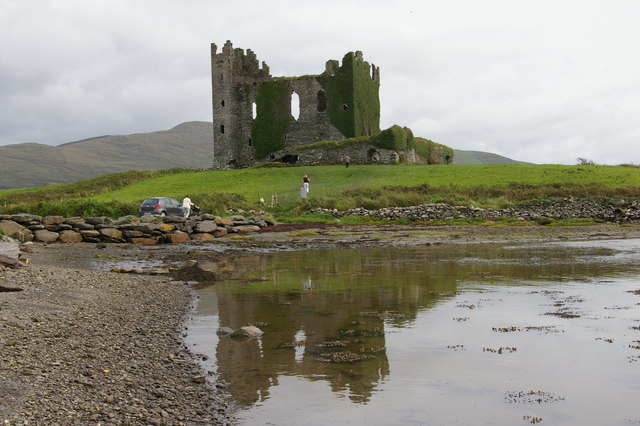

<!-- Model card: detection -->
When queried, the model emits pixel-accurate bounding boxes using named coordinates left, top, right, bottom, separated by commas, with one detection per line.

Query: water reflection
left=188, top=240, right=640, bottom=424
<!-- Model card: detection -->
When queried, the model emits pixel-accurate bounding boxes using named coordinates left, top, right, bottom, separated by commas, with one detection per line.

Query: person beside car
left=182, top=195, right=194, bottom=218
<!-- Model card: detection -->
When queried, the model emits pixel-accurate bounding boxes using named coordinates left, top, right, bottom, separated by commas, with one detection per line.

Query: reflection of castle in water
left=212, top=248, right=460, bottom=406
left=201, top=242, right=639, bottom=409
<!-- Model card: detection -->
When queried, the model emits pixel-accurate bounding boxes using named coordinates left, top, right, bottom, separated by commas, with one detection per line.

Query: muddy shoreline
left=2, top=223, right=640, bottom=424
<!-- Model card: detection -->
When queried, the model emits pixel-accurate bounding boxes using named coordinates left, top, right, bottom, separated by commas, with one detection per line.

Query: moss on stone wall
left=370, top=125, right=413, bottom=151
left=297, top=125, right=453, bottom=164
left=316, top=53, right=380, bottom=138
left=251, top=80, right=292, bottom=159
left=414, top=137, right=455, bottom=164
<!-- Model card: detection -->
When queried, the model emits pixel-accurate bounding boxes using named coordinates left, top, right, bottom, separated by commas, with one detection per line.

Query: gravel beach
left=0, top=243, right=234, bottom=425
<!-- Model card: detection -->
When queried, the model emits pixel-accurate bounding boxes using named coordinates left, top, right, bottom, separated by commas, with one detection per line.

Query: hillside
left=0, top=121, right=525, bottom=189
left=0, top=122, right=214, bottom=189
left=453, top=149, right=527, bottom=165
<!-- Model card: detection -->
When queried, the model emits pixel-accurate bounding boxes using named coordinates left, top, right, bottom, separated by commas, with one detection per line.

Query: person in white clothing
left=182, top=195, right=194, bottom=218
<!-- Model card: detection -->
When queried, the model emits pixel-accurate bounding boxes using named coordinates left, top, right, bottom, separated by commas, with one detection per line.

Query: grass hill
left=0, top=122, right=525, bottom=189
left=1, top=164, right=639, bottom=220
left=0, top=122, right=213, bottom=189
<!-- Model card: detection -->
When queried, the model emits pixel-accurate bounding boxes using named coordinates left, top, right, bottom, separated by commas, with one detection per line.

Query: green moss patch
left=316, top=53, right=380, bottom=138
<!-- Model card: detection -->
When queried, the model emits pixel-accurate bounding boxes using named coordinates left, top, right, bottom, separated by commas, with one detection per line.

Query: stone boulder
left=215, top=217, right=234, bottom=226
left=140, top=215, right=163, bottom=224
left=166, top=231, right=190, bottom=244
left=34, top=230, right=60, bottom=243
left=0, top=236, right=20, bottom=259
left=129, top=237, right=159, bottom=245
left=0, top=220, right=27, bottom=240
left=212, top=228, right=228, bottom=238
left=190, top=233, right=216, bottom=241
left=85, top=216, right=111, bottom=225
left=57, top=230, right=83, bottom=243
left=42, top=215, right=65, bottom=226
left=80, top=230, right=100, bottom=238
left=112, top=215, right=140, bottom=226
left=0, top=254, right=25, bottom=269
left=99, top=228, right=123, bottom=241
left=63, top=217, right=86, bottom=226
left=216, top=327, right=235, bottom=336
left=10, top=214, right=41, bottom=224
left=230, top=326, right=264, bottom=338
left=195, top=221, right=218, bottom=233
left=233, top=225, right=261, bottom=233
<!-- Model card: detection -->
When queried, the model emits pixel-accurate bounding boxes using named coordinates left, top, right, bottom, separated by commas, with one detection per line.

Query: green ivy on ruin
left=250, top=80, right=292, bottom=159
left=316, top=53, right=380, bottom=139
left=296, top=125, right=454, bottom=164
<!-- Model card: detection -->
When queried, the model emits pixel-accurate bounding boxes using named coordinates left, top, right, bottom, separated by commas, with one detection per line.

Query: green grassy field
left=1, top=164, right=639, bottom=219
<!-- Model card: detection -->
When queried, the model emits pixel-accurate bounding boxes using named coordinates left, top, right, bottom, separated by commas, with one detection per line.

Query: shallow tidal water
left=186, top=239, right=640, bottom=425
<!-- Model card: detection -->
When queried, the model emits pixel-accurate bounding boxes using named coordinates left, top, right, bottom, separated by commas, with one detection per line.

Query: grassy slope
left=2, top=163, right=639, bottom=218
left=92, top=163, right=640, bottom=203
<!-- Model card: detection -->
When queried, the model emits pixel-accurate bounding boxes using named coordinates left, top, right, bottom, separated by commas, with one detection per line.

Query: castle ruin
left=211, top=41, right=453, bottom=169
left=211, top=41, right=381, bottom=169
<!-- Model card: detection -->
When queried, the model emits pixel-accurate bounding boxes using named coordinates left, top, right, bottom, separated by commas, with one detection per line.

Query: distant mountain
left=0, top=122, right=526, bottom=189
left=0, top=122, right=214, bottom=189
left=453, top=149, right=528, bottom=165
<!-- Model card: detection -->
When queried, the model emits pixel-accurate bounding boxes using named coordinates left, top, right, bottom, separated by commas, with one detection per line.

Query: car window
left=142, top=198, right=159, bottom=205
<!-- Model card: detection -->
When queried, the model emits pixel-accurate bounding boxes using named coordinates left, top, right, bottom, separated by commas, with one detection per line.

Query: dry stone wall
left=314, top=198, right=640, bottom=223
left=0, top=214, right=272, bottom=244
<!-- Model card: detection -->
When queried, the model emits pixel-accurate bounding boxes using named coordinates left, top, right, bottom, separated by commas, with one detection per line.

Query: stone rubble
left=0, top=213, right=273, bottom=245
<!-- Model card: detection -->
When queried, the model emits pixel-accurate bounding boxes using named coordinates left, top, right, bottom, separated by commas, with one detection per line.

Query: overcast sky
left=1, top=0, right=639, bottom=164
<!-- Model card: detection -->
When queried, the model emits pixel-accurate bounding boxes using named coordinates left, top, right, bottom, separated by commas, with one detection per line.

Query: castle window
left=220, top=74, right=224, bottom=80
left=221, top=100, right=225, bottom=107
left=317, top=90, right=327, bottom=112
left=252, top=102, right=257, bottom=120
left=220, top=125, right=225, bottom=134
left=291, top=91, right=300, bottom=121
left=249, top=138, right=252, bottom=146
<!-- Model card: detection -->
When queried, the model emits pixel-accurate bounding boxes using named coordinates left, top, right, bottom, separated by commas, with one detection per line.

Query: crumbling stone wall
left=211, top=41, right=380, bottom=169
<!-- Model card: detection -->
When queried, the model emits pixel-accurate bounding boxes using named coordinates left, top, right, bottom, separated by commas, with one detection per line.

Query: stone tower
left=211, top=41, right=380, bottom=169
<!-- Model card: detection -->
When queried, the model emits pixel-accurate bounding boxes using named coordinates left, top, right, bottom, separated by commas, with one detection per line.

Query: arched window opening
left=317, top=90, right=327, bottom=112
left=252, top=102, right=257, bottom=120
left=221, top=100, right=225, bottom=107
left=220, top=124, right=225, bottom=134
left=291, top=91, right=300, bottom=121
left=220, top=74, right=224, bottom=80
left=248, top=138, right=252, bottom=146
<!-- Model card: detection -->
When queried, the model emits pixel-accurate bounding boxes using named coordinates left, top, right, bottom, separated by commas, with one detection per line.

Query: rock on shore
left=0, top=245, right=234, bottom=425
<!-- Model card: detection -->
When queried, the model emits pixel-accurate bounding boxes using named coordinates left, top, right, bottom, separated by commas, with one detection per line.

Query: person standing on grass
left=302, top=175, right=310, bottom=196
left=344, top=155, right=351, bottom=168
left=182, top=195, right=194, bottom=218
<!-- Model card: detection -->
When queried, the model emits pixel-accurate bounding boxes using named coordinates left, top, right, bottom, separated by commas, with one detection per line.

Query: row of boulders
left=0, top=213, right=273, bottom=245
left=314, top=198, right=640, bottom=222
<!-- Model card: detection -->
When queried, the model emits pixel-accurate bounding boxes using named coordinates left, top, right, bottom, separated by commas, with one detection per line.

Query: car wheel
left=160, top=212, right=166, bottom=217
